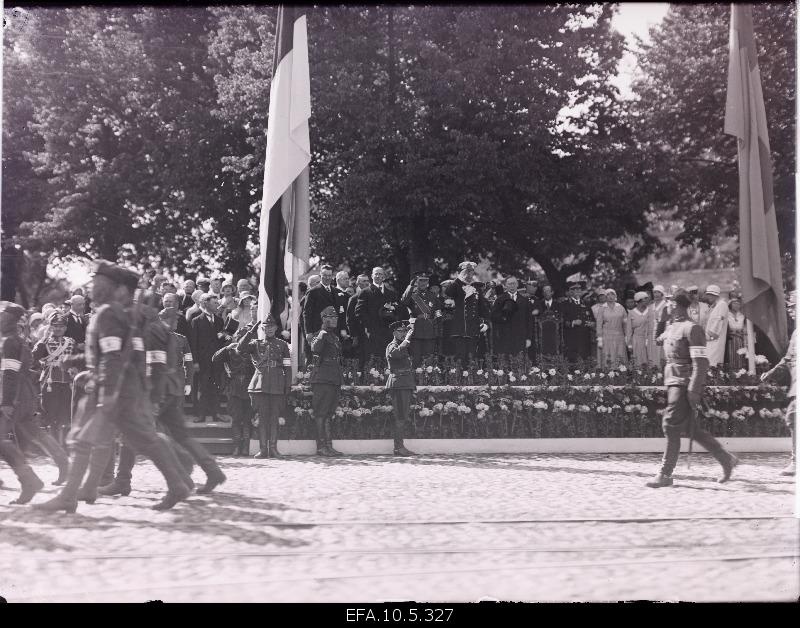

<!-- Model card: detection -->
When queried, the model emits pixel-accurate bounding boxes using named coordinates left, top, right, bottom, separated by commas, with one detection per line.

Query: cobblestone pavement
left=0, top=453, right=797, bottom=603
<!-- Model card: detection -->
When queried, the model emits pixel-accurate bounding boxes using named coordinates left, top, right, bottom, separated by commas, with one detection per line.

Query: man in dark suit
left=347, top=274, right=371, bottom=372
left=444, top=261, right=490, bottom=367
left=532, top=284, right=562, bottom=359
left=355, top=266, right=399, bottom=360
left=561, top=282, right=594, bottom=363
left=334, top=270, right=354, bottom=357
left=302, top=265, right=339, bottom=340
left=491, top=276, right=532, bottom=358
left=190, top=293, right=227, bottom=423
left=178, top=280, right=196, bottom=314
left=65, top=294, right=88, bottom=347
left=185, top=290, right=204, bottom=323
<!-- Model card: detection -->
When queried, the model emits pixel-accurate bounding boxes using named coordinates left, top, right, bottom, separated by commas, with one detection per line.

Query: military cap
left=196, top=279, right=211, bottom=289
left=390, top=320, right=410, bottom=332
left=47, top=311, right=69, bottom=325
left=262, top=313, right=279, bottom=325
left=221, top=279, right=234, bottom=289
left=568, top=282, right=582, bottom=290
left=413, top=270, right=430, bottom=279
left=320, top=305, right=337, bottom=319
left=0, top=301, right=26, bottom=320
left=458, top=261, right=476, bottom=272
left=158, top=306, right=178, bottom=321
left=93, top=260, right=140, bottom=292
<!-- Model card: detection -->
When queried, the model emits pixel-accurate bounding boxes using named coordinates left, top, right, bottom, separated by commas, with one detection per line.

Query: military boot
left=645, top=473, right=674, bottom=488
left=393, top=441, right=416, bottom=457
left=33, top=443, right=92, bottom=512
left=268, top=417, right=282, bottom=458
left=718, top=454, right=739, bottom=483
left=11, top=465, right=45, bottom=505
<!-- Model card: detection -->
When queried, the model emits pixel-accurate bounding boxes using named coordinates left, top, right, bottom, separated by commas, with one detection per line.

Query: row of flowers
left=273, top=384, right=790, bottom=440
left=295, top=355, right=773, bottom=388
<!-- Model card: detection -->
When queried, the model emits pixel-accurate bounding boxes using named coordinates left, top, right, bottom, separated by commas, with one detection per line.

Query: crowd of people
left=1, top=259, right=794, bottom=509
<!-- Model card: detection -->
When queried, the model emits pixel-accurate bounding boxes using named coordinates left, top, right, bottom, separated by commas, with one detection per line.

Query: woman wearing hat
left=725, top=293, right=749, bottom=370
left=703, top=285, right=729, bottom=367
left=629, top=292, right=655, bottom=366
left=595, top=289, right=630, bottom=367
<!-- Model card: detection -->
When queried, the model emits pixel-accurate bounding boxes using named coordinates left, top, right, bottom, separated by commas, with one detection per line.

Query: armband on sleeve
left=689, top=346, right=707, bottom=359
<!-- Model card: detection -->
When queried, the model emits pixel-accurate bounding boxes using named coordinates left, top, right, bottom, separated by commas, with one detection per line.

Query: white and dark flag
left=258, top=5, right=311, bottom=323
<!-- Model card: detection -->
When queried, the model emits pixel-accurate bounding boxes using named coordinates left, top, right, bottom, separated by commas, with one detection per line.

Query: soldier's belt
left=319, top=358, right=341, bottom=365
left=391, top=369, right=413, bottom=376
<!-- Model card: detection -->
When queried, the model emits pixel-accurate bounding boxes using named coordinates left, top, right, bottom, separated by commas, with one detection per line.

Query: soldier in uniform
left=444, top=261, right=490, bottom=367
left=235, top=314, right=291, bottom=458
left=34, top=261, right=191, bottom=513
left=561, top=283, right=594, bottom=364
left=385, top=320, right=417, bottom=456
left=32, top=311, right=77, bottom=445
left=309, top=306, right=344, bottom=456
left=760, top=329, right=797, bottom=476
left=400, top=271, right=443, bottom=366
left=646, top=290, right=739, bottom=488
left=1, top=302, right=65, bottom=504
left=214, top=325, right=256, bottom=457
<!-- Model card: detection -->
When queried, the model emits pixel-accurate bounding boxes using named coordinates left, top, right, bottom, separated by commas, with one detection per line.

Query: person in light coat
left=703, top=285, right=728, bottom=367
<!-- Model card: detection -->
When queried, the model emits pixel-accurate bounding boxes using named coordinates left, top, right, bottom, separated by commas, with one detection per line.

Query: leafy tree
left=632, top=2, right=795, bottom=276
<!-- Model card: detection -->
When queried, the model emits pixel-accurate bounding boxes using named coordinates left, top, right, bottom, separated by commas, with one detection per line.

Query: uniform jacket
left=308, top=329, right=343, bottom=385
left=491, top=291, right=531, bottom=355
left=213, top=341, right=254, bottom=399
left=235, top=330, right=291, bottom=395
left=346, top=293, right=363, bottom=339
left=662, top=316, right=708, bottom=394
left=772, top=329, right=797, bottom=398
left=0, top=333, right=37, bottom=417
left=400, top=286, right=443, bottom=340
left=190, top=311, right=224, bottom=366
left=444, top=278, right=490, bottom=338
left=32, top=335, right=76, bottom=387
left=160, top=331, right=194, bottom=398
left=561, top=297, right=594, bottom=353
left=385, top=340, right=415, bottom=390
left=302, top=283, right=338, bottom=336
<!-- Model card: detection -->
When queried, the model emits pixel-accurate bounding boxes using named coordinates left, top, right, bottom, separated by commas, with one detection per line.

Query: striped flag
left=258, top=5, right=311, bottom=324
left=724, top=3, right=788, bottom=355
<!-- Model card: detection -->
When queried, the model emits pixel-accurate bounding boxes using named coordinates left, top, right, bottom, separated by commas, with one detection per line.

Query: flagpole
left=745, top=318, right=756, bottom=375
left=291, top=252, right=300, bottom=383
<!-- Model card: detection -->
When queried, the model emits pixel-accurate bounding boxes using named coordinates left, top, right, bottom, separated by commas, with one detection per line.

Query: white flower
left=278, top=417, right=286, bottom=425
left=531, top=367, right=541, bottom=373
left=548, top=368, right=556, bottom=376
left=737, top=347, right=748, bottom=356
left=736, top=368, right=747, bottom=377
left=450, top=368, right=457, bottom=374
left=415, top=367, right=423, bottom=373
left=574, top=369, right=581, bottom=374
left=568, top=404, right=575, bottom=411
left=426, top=366, right=434, bottom=373
left=533, top=401, right=548, bottom=410
left=584, top=373, right=591, bottom=380
left=499, top=403, right=509, bottom=411
left=579, top=404, right=590, bottom=412
left=477, top=369, right=484, bottom=375
left=540, top=372, right=548, bottom=379
left=520, top=375, right=527, bottom=381
left=496, top=369, right=504, bottom=376
left=567, top=374, right=573, bottom=381
left=618, top=365, right=627, bottom=372
left=509, top=374, right=517, bottom=382
left=755, top=354, right=769, bottom=365
left=608, top=371, right=617, bottom=378
left=599, top=372, right=605, bottom=378
left=462, top=370, right=469, bottom=377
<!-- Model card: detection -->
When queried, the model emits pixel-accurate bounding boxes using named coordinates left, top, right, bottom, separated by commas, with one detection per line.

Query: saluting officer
left=1, top=302, right=67, bottom=504
left=385, top=320, right=417, bottom=456
left=309, top=306, right=344, bottom=457
left=236, top=313, right=291, bottom=458
left=213, top=325, right=256, bottom=457
left=35, top=261, right=191, bottom=513
left=646, top=289, right=738, bottom=488
left=400, top=271, right=443, bottom=366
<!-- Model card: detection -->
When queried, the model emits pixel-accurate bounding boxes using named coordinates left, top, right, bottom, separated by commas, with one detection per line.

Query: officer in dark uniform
left=235, top=314, right=291, bottom=458
left=443, top=261, right=490, bottom=367
left=1, top=302, right=65, bottom=504
left=309, top=306, right=344, bottom=456
left=561, top=283, right=594, bottom=363
left=34, top=261, right=191, bottom=513
left=385, top=320, right=417, bottom=456
left=646, top=290, right=738, bottom=488
left=213, top=325, right=256, bottom=456
left=400, top=271, right=443, bottom=366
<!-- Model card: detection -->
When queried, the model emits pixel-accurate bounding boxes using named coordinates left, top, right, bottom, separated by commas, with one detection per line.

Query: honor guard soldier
left=646, top=290, right=738, bottom=488
left=1, top=302, right=69, bottom=503
left=385, top=320, right=417, bottom=456
left=32, top=311, right=77, bottom=445
left=400, top=271, right=443, bottom=366
left=309, top=306, right=344, bottom=456
left=35, top=261, right=191, bottom=513
left=235, top=313, right=291, bottom=458
left=214, top=325, right=256, bottom=456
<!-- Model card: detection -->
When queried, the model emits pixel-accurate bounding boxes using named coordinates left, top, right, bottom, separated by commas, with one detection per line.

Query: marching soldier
left=32, top=311, right=77, bottom=445
left=214, top=325, right=256, bottom=457
left=309, top=306, right=344, bottom=456
left=400, top=271, right=443, bottom=366
left=34, top=261, right=191, bottom=513
left=235, top=314, right=291, bottom=458
left=760, top=329, right=797, bottom=476
left=646, top=290, right=738, bottom=488
left=385, top=320, right=417, bottom=456
left=1, top=302, right=67, bottom=504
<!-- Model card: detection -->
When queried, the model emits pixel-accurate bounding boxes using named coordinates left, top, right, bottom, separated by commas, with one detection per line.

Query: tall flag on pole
left=259, top=5, right=311, bottom=324
left=724, top=3, right=788, bottom=355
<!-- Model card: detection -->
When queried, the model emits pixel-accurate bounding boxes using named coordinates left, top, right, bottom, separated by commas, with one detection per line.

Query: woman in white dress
left=596, top=289, right=629, bottom=366
left=726, top=295, right=748, bottom=370
left=629, top=291, right=655, bottom=366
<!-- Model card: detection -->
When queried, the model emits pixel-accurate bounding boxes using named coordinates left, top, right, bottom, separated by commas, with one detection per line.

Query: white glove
left=340, top=329, right=348, bottom=338
left=597, top=337, right=603, bottom=348
left=525, top=339, right=532, bottom=348
left=184, top=385, right=192, bottom=396
left=408, top=318, right=417, bottom=324
left=281, top=330, right=290, bottom=340
left=480, top=323, right=488, bottom=333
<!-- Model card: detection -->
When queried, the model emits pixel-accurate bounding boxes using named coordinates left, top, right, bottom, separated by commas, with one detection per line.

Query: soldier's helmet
left=0, top=301, right=26, bottom=321
left=93, top=260, right=140, bottom=292
left=263, top=313, right=279, bottom=326
left=390, top=320, right=410, bottom=332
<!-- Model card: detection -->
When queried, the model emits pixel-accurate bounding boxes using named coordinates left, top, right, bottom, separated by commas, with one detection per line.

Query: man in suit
left=400, top=271, right=443, bottom=365
left=178, top=280, right=196, bottom=314
left=561, top=282, right=594, bottom=363
left=491, top=276, right=531, bottom=358
left=532, top=284, right=562, bottom=359
left=185, top=289, right=205, bottom=324
left=65, top=294, right=88, bottom=347
left=303, top=265, right=339, bottom=340
left=347, top=274, right=371, bottom=373
left=334, top=270, right=354, bottom=356
left=355, top=266, right=399, bottom=360
left=162, top=292, right=191, bottom=340
left=190, top=293, right=226, bottom=423
left=444, top=261, right=490, bottom=367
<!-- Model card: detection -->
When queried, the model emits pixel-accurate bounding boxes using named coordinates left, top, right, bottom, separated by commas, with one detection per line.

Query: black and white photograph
left=0, top=1, right=797, bottom=605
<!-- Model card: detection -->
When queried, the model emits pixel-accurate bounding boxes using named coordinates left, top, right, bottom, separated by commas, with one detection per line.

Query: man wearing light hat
left=686, top=285, right=709, bottom=329
left=385, top=320, right=417, bottom=456
left=703, top=285, right=728, bottom=367
left=0, top=302, right=68, bottom=504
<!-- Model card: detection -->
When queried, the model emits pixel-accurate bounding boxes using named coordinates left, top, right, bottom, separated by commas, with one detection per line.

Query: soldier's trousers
left=785, top=398, right=796, bottom=462
left=409, top=338, right=436, bottom=366
left=0, top=409, right=68, bottom=472
left=390, top=389, right=412, bottom=446
left=311, top=384, right=339, bottom=443
left=41, top=383, right=72, bottom=429
left=196, top=365, right=220, bottom=419
left=659, top=386, right=732, bottom=476
left=228, top=395, right=253, bottom=454
left=250, top=393, right=286, bottom=453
